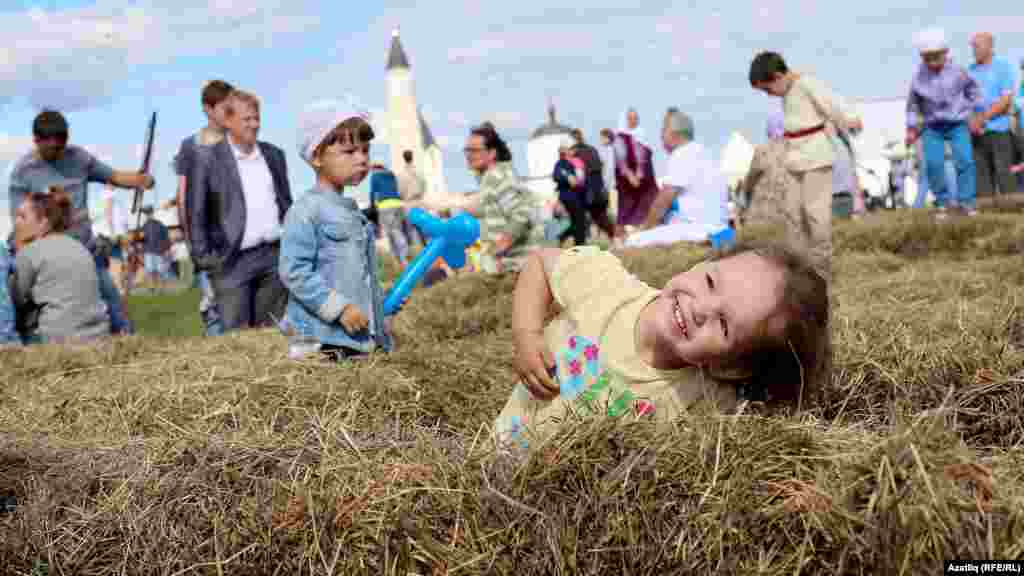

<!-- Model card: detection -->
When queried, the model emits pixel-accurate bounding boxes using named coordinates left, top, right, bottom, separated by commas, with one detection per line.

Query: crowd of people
left=8, top=25, right=1016, bottom=447
left=741, top=28, right=1022, bottom=236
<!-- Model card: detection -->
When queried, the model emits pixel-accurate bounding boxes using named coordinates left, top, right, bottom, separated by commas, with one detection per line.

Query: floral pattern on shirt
left=501, top=335, right=657, bottom=449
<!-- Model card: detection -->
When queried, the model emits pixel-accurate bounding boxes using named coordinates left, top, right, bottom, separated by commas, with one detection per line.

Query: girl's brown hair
left=708, top=241, right=830, bottom=410
left=313, top=117, right=375, bottom=160
left=27, top=186, right=74, bottom=234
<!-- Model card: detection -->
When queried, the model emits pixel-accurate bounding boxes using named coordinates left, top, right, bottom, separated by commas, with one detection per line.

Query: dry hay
left=2, top=210, right=1024, bottom=574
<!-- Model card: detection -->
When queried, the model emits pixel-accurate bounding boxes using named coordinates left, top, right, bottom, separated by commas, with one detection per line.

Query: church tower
left=386, top=28, right=419, bottom=173
left=384, top=28, right=447, bottom=201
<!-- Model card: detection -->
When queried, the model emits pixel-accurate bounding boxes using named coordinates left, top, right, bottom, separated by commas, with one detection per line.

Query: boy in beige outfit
left=749, top=52, right=862, bottom=272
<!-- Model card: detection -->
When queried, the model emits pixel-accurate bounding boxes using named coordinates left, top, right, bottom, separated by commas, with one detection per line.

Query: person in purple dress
left=611, top=108, right=659, bottom=236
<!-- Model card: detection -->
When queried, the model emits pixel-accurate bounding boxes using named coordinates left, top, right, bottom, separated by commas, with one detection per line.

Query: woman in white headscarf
left=611, top=108, right=659, bottom=234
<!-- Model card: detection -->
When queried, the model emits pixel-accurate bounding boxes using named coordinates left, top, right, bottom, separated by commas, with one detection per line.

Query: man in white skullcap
left=278, top=98, right=393, bottom=361
left=906, top=27, right=982, bottom=218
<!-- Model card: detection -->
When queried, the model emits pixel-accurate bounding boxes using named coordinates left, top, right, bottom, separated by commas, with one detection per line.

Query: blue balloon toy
left=382, top=208, right=480, bottom=316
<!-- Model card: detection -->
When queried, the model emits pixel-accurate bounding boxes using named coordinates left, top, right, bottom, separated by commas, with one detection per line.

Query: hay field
left=2, top=210, right=1024, bottom=575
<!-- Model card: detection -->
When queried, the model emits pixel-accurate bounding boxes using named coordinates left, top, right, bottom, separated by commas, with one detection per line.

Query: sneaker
left=964, top=207, right=979, bottom=217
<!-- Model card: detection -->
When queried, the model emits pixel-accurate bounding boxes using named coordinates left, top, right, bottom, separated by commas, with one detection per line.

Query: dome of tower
left=529, top=103, right=573, bottom=140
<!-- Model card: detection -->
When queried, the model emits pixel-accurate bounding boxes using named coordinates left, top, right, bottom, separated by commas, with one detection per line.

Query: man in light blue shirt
left=968, top=32, right=1017, bottom=199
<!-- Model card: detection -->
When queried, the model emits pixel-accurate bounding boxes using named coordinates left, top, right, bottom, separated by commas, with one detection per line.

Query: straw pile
left=2, top=211, right=1023, bottom=574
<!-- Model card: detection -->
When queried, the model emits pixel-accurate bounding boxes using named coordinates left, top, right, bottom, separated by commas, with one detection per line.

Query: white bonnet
left=297, top=97, right=371, bottom=164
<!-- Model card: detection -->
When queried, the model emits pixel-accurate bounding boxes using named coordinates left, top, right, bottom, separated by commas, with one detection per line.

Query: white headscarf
left=297, top=96, right=371, bottom=165
left=617, top=107, right=651, bottom=149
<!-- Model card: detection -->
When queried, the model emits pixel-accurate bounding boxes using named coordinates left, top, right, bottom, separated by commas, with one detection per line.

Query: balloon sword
left=133, top=111, right=157, bottom=232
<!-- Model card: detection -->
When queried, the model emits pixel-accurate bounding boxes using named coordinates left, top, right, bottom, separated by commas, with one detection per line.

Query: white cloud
left=447, top=111, right=470, bottom=127
left=0, top=1, right=319, bottom=111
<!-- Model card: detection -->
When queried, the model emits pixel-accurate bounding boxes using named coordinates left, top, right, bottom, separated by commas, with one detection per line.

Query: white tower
left=385, top=28, right=448, bottom=202
left=526, top=103, right=574, bottom=215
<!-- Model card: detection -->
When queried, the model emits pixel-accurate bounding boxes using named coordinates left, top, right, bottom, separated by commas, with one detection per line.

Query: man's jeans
left=95, top=254, right=132, bottom=335
left=920, top=122, right=976, bottom=209
left=197, top=271, right=224, bottom=337
left=914, top=158, right=958, bottom=209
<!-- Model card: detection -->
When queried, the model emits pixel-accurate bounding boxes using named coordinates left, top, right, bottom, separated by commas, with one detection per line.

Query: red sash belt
left=784, top=124, right=825, bottom=139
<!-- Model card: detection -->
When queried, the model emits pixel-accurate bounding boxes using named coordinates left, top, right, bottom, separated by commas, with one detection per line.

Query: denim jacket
left=279, top=185, right=390, bottom=353
left=0, top=240, right=20, bottom=346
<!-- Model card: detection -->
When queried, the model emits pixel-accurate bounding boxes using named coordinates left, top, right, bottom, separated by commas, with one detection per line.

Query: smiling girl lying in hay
left=495, top=243, right=829, bottom=448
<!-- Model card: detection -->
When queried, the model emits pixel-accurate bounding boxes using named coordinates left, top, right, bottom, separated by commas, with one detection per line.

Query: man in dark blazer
left=189, top=90, right=292, bottom=332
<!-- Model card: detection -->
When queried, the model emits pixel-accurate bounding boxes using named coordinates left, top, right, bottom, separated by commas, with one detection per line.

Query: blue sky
left=1, top=0, right=1022, bottom=238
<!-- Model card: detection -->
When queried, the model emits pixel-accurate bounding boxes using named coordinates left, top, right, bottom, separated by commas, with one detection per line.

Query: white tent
left=526, top=133, right=562, bottom=202
left=847, top=97, right=910, bottom=205
left=525, top=104, right=574, bottom=218
left=719, top=131, right=755, bottom=190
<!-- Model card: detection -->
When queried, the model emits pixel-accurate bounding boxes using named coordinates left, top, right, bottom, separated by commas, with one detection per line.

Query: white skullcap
left=914, top=27, right=947, bottom=53
left=297, top=97, right=371, bottom=164
left=558, top=134, right=575, bottom=149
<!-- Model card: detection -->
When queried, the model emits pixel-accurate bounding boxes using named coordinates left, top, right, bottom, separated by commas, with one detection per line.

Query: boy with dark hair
left=749, top=51, right=861, bottom=270
left=171, top=79, right=234, bottom=336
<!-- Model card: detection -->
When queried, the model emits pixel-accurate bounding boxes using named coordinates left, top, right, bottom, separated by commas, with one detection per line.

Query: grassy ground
left=2, top=207, right=1024, bottom=574
left=124, top=286, right=204, bottom=338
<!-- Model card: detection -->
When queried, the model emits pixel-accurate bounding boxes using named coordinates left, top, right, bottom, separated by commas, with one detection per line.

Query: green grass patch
left=123, top=287, right=204, bottom=338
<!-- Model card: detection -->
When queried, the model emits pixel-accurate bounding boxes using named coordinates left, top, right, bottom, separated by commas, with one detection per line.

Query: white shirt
left=172, top=240, right=189, bottom=261
left=664, top=141, right=729, bottom=232
left=230, top=139, right=282, bottom=250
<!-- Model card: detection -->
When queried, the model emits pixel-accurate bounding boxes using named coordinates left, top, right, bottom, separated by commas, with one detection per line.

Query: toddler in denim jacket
left=279, top=100, right=391, bottom=361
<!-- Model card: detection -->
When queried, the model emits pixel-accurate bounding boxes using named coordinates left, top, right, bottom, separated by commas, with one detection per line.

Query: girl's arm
left=511, top=247, right=564, bottom=399
left=511, top=248, right=564, bottom=337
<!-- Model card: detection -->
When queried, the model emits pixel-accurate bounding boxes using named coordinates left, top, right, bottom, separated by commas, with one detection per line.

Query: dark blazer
left=189, top=139, right=292, bottom=271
